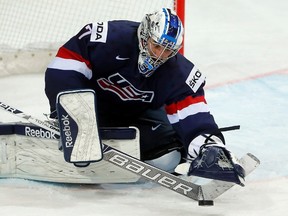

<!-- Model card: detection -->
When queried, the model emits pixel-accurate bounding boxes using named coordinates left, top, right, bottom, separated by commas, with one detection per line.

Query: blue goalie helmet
left=137, top=8, right=184, bottom=77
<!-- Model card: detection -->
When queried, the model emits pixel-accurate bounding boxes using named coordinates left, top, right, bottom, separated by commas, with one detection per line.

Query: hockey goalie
left=53, top=88, right=245, bottom=186
left=0, top=8, right=257, bottom=195
left=45, top=8, right=245, bottom=184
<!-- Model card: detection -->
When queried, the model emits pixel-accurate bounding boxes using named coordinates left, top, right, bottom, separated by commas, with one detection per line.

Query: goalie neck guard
left=137, top=8, right=184, bottom=77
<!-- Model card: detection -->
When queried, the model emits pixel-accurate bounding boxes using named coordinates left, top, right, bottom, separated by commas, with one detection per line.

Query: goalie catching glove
left=183, top=133, right=245, bottom=186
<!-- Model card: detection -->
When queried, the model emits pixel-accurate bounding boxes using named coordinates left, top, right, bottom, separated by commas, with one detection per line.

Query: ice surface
left=1, top=0, right=288, bottom=215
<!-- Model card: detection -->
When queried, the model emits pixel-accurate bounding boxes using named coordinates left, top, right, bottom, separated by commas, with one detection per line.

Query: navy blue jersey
left=46, top=21, right=220, bottom=149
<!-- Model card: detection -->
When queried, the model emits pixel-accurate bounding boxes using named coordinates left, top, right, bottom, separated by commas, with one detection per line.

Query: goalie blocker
left=56, top=89, right=103, bottom=164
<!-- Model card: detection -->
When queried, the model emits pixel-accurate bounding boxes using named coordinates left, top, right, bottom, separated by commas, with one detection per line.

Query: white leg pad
left=0, top=125, right=141, bottom=184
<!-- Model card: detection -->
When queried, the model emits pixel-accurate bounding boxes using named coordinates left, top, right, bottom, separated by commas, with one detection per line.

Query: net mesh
left=0, top=0, right=175, bottom=51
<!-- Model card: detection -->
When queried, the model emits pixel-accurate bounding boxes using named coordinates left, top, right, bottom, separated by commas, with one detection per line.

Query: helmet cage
left=148, top=39, right=179, bottom=62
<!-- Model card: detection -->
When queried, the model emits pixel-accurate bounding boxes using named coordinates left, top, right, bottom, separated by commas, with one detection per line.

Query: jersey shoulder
left=87, top=21, right=139, bottom=45
left=161, top=54, right=206, bottom=93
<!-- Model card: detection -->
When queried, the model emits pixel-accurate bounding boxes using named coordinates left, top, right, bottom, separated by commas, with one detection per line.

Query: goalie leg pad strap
left=56, top=89, right=103, bottom=163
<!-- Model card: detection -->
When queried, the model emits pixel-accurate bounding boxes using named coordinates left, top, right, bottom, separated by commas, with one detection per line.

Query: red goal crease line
left=205, top=68, right=288, bottom=90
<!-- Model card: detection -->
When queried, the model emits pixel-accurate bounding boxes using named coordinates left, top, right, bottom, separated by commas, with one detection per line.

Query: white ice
left=1, top=0, right=288, bottom=215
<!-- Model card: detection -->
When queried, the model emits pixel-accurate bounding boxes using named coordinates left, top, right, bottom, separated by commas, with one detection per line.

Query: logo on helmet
left=151, top=21, right=160, bottom=34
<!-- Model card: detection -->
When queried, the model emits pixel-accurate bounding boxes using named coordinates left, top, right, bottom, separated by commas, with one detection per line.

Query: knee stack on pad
left=142, top=142, right=184, bottom=173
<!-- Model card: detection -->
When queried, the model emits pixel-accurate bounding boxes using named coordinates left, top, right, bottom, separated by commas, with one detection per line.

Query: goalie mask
left=137, top=8, right=184, bottom=77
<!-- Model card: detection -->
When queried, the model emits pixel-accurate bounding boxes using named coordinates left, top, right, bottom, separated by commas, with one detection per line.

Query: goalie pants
left=136, top=108, right=183, bottom=160
left=97, top=107, right=184, bottom=161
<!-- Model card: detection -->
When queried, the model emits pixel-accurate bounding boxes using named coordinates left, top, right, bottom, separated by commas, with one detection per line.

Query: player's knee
left=144, top=150, right=182, bottom=173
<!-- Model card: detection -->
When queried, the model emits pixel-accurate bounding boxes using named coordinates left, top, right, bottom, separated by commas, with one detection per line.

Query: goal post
left=0, top=0, right=185, bottom=77
left=175, top=0, right=185, bottom=55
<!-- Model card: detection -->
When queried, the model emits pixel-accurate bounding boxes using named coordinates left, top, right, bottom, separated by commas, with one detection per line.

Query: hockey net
left=0, top=0, right=185, bottom=77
